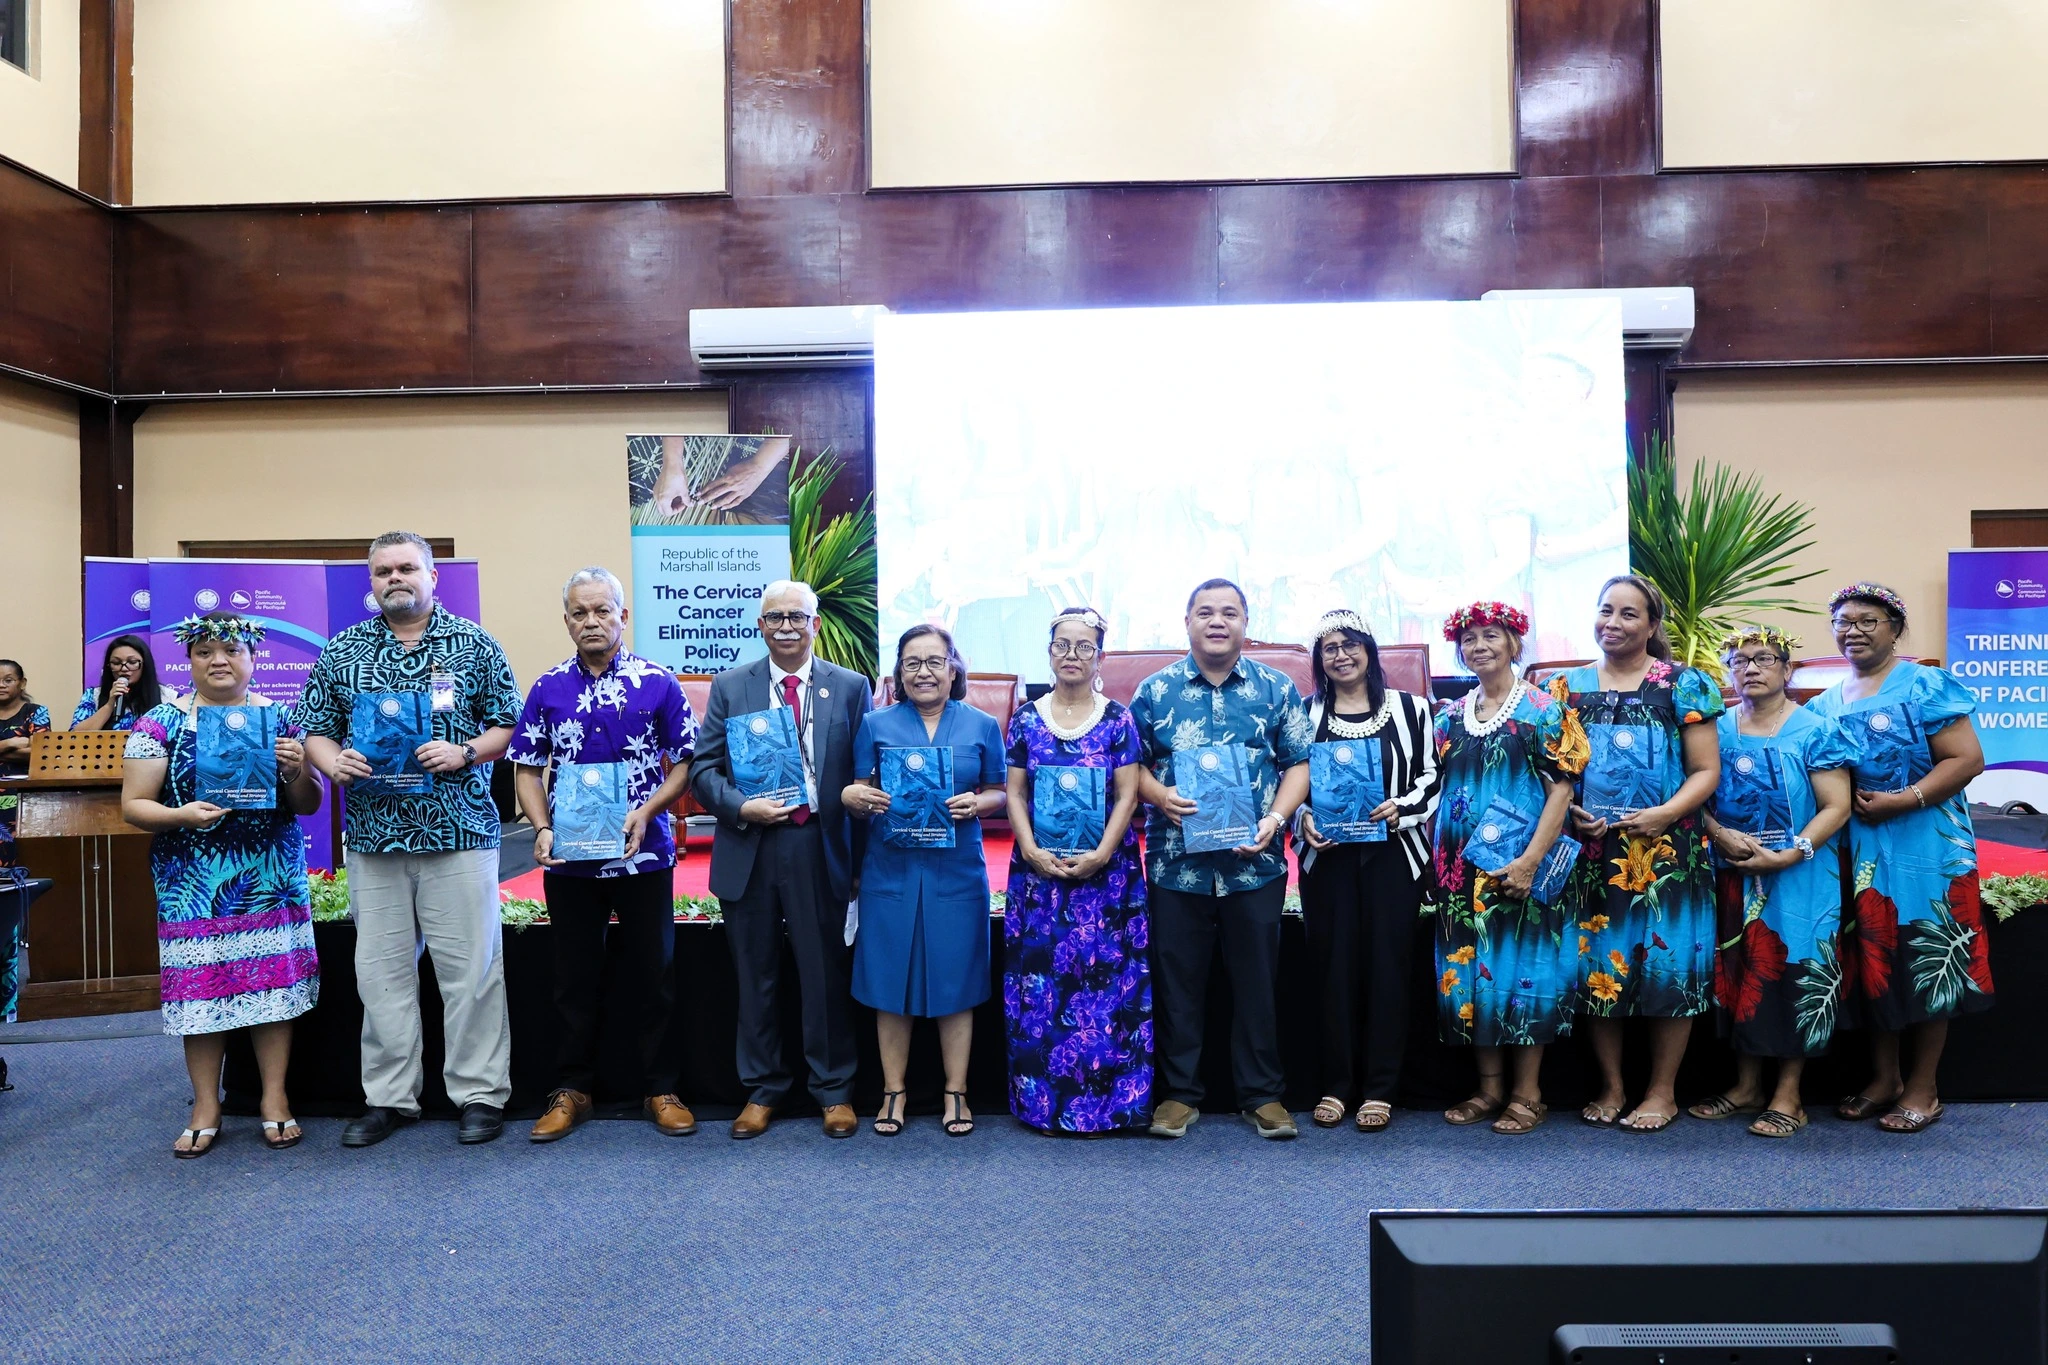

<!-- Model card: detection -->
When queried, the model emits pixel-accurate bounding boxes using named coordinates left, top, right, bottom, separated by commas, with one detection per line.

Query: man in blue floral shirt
left=1130, top=579, right=1312, bottom=1141
left=508, top=567, right=698, bottom=1144
left=299, top=531, right=522, bottom=1147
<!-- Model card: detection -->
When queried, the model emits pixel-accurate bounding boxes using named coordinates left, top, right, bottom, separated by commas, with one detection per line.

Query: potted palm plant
left=1627, top=433, right=1823, bottom=682
left=786, top=447, right=879, bottom=680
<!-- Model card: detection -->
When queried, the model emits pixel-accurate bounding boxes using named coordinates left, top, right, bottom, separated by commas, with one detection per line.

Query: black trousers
left=1149, top=879, right=1286, bottom=1110
left=1299, top=843, right=1421, bottom=1106
left=542, top=866, right=677, bottom=1097
left=722, top=819, right=857, bottom=1108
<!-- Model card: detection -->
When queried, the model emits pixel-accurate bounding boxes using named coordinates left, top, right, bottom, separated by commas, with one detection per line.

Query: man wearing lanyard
left=300, top=531, right=522, bottom=1147
left=509, top=568, right=698, bottom=1143
left=690, top=580, right=871, bottom=1139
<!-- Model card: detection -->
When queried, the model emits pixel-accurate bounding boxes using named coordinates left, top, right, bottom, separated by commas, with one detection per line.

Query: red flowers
left=1732, top=918, right=1788, bottom=1023
left=1854, top=888, right=1898, bottom=1001
left=1949, top=874, right=1995, bottom=995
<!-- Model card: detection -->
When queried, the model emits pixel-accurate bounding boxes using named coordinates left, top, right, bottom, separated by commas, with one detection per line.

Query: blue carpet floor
left=2, top=1026, right=2046, bottom=1362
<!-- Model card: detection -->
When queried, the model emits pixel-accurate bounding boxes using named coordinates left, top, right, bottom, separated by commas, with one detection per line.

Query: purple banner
left=81, top=558, right=156, bottom=692
left=323, top=559, right=482, bottom=636
left=1949, top=548, right=2048, bottom=811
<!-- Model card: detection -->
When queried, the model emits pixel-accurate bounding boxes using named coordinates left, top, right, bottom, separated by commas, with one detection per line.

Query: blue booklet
left=1034, top=764, right=1106, bottom=858
left=1309, top=739, right=1386, bottom=843
left=349, top=691, right=432, bottom=794
left=1463, top=796, right=1579, bottom=905
left=1839, top=702, right=1929, bottom=793
left=196, top=704, right=278, bottom=810
left=552, top=760, right=630, bottom=862
left=881, top=745, right=955, bottom=849
left=727, top=708, right=806, bottom=805
left=1580, top=723, right=1663, bottom=821
left=1715, top=738, right=1792, bottom=857
left=1175, top=742, right=1258, bottom=854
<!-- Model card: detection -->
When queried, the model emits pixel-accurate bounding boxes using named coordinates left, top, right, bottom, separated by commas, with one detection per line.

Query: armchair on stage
left=1, top=732, right=157, bottom=1019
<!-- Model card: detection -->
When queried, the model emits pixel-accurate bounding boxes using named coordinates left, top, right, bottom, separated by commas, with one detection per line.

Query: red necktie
left=781, top=674, right=811, bottom=824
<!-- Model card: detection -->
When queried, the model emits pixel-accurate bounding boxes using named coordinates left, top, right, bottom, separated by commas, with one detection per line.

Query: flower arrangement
left=1984, top=874, right=2048, bottom=923
left=308, top=870, right=352, bottom=923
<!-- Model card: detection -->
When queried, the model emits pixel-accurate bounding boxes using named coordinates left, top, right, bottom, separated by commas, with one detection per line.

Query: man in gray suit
left=689, top=580, right=871, bottom=1139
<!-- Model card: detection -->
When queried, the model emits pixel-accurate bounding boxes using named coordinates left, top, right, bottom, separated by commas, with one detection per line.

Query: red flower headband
left=1442, top=601, right=1530, bottom=642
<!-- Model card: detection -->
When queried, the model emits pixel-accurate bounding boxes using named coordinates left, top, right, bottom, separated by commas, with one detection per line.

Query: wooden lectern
left=4, top=731, right=159, bottom=1019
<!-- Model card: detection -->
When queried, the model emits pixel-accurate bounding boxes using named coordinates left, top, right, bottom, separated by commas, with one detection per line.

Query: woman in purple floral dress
left=1002, top=608, right=1152, bottom=1133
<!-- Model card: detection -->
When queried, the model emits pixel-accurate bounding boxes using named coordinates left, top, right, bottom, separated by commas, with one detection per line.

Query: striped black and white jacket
left=1295, top=689, right=1442, bottom=882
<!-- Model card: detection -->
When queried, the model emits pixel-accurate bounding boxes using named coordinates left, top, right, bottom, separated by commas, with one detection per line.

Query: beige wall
left=1674, top=368, right=2048, bottom=656
left=0, top=376, right=80, bottom=712
left=132, top=392, right=728, bottom=688
left=0, top=0, right=80, bottom=187
left=1662, top=0, right=2048, bottom=168
left=131, top=0, right=726, bottom=205
left=869, top=0, right=1514, bottom=188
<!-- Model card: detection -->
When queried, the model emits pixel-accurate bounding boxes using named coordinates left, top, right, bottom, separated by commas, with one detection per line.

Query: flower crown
left=1052, top=607, right=1106, bottom=637
left=1311, top=609, right=1371, bottom=645
left=171, top=614, right=266, bottom=648
left=1828, top=581, right=1907, bottom=622
left=1719, top=624, right=1801, bottom=659
left=1442, top=601, right=1529, bottom=642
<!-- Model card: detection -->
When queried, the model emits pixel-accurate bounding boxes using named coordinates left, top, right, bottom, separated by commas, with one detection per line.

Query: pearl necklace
left=1463, top=678, right=1524, bottom=738
left=1325, top=692, right=1395, bottom=738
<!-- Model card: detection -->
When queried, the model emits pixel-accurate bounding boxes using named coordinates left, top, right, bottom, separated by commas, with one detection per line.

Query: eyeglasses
left=902, top=657, right=951, bottom=675
left=1049, top=642, right=1098, bottom=659
left=1319, top=641, right=1365, bottom=660
left=1726, top=653, right=1786, bottom=673
left=1831, top=615, right=1891, bottom=636
left=762, top=612, right=813, bottom=628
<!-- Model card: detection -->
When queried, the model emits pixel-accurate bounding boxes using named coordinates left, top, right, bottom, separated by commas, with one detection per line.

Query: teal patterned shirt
left=1129, top=654, right=1313, bottom=895
left=296, top=604, right=521, bottom=854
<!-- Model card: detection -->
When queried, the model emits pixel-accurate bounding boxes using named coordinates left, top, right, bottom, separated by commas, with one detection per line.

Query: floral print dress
left=1003, top=698, right=1153, bottom=1133
left=1808, top=661, right=1991, bottom=1029
left=1560, top=662, right=1725, bottom=1019
left=1431, top=682, right=1588, bottom=1046
left=1710, top=705, right=1856, bottom=1058
left=0, top=701, right=51, bottom=1023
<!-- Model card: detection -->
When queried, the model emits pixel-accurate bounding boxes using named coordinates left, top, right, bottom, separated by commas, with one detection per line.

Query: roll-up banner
left=81, top=557, right=154, bottom=691
left=1948, top=548, right=2048, bottom=811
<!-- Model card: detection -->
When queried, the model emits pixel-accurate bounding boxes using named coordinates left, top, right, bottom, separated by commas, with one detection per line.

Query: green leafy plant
left=308, top=870, right=352, bottom=922
left=1984, top=873, right=2048, bottom=923
left=498, top=895, right=548, bottom=931
left=1628, top=432, right=1824, bottom=682
left=787, top=447, right=879, bottom=680
left=675, top=894, right=723, bottom=923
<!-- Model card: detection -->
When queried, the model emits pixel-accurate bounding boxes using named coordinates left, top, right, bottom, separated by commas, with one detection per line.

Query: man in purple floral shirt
left=508, top=567, right=698, bottom=1143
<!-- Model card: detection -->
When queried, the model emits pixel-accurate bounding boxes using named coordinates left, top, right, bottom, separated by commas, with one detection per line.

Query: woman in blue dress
left=1686, top=627, right=1854, bottom=1139
left=73, top=633, right=177, bottom=732
left=1432, top=602, right=1586, bottom=1136
left=843, top=624, right=1008, bottom=1137
left=1808, top=583, right=1988, bottom=1134
left=1002, top=607, right=1151, bottom=1135
left=1563, top=575, right=1724, bottom=1132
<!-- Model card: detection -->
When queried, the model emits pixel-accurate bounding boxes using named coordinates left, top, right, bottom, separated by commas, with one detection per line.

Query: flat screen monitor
left=1369, top=1209, right=2048, bottom=1364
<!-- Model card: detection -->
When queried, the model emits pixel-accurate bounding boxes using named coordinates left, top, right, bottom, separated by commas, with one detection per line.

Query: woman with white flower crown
left=1294, top=609, right=1440, bottom=1133
left=1430, top=602, right=1585, bottom=1136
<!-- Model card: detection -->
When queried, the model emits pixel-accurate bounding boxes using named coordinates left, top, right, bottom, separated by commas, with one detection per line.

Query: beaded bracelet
left=1911, top=784, right=1927, bottom=809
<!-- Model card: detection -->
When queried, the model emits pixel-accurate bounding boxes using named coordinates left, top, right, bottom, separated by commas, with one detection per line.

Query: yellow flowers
left=1458, top=1002, right=1475, bottom=1024
left=1447, top=945, right=1477, bottom=965
left=1439, top=967, right=1460, bottom=996
left=1578, top=934, right=1590, bottom=956
left=1547, top=704, right=1591, bottom=776
left=1471, top=872, right=1497, bottom=918
left=1609, top=948, right=1630, bottom=978
left=1578, top=914, right=1610, bottom=933
left=1586, top=971, right=1621, bottom=1003
left=1608, top=834, right=1676, bottom=894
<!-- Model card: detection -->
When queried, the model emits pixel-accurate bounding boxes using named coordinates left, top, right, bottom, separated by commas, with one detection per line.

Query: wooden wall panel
left=117, top=208, right=473, bottom=394
left=729, top=0, right=864, bottom=197
left=76, top=0, right=134, bottom=204
left=728, top=368, right=871, bottom=518
left=1986, top=170, right=2048, bottom=358
left=1515, top=0, right=1655, bottom=179
left=0, top=163, right=114, bottom=392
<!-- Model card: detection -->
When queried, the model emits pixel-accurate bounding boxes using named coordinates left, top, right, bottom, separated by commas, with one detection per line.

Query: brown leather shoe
left=645, top=1094, right=698, bottom=1137
left=731, top=1101, right=773, bottom=1139
left=528, top=1088, right=592, bottom=1143
left=822, top=1103, right=857, bottom=1139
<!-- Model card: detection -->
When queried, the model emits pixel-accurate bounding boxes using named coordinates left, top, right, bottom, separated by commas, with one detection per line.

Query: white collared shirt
left=768, top=656, right=819, bottom=807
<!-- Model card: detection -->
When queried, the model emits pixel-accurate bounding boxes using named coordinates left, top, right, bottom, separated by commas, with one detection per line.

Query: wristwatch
left=1792, top=835, right=1814, bottom=862
left=461, top=742, right=478, bottom=769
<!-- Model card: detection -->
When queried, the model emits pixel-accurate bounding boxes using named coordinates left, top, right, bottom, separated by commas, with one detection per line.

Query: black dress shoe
left=341, top=1106, right=417, bottom=1148
left=458, top=1102, right=505, bottom=1145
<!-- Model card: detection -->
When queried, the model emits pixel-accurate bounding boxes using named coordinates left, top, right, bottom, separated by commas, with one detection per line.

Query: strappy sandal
left=1749, top=1110, right=1807, bottom=1139
left=1687, top=1093, right=1764, bottom=1121
left=1619, top=1105, right=1678, bottom=1133
left=1313, top=1096, right=1347, bottom=1128
left=1444, top=1093, right=1505, bottom=1126
left=943, top=1090, right=974, bottom=1137
left=260, top=1117, right=303, bottom=1150
left=173, top=1126, right=219, bottom=1160
left=1354, top=1100, right=1392, bottom=1133
left=1492, top=1099, right=1547, bottom=1135
left=1580, top=1102, right=1622, bottom=1127
left=872, top=1090, right=906, bottom=1137
left=1836, top=1091, right=1899, bottom=1122
left=1878, top=1102, right=1944, bottom=1134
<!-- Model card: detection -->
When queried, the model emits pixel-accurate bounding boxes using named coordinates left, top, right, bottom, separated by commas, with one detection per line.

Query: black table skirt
left=224, top=910, right=2048, bottom=1121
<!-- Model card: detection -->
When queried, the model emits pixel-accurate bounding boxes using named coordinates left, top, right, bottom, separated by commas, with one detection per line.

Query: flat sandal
left=173, top=1126, right=219, bottom=1160
left=872, top=1090, right=906, bottom=1137
left=1444, top=1093, right=1505, bottom=1126
left=1312, top=1096, right=1347, bottom=1128
left=1354, top=1101, right=1392, bottom=1133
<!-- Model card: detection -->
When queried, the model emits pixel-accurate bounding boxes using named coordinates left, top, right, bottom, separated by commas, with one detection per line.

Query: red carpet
left=1981, top=840, right=2048, bottom=878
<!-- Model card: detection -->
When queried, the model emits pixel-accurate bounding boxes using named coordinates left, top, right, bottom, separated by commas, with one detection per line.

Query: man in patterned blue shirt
left=299, top=531, right=522, bottom=1148
left=1130, top=579, right=1312, bottom=1141
left=508, top=567, right=698, bottom=1144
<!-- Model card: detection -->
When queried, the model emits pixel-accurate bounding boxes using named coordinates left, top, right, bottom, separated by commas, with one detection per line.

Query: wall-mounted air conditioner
left=1479, top=287, right=1695, bottom=350
left=689, top=305, right=892, bottom=369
